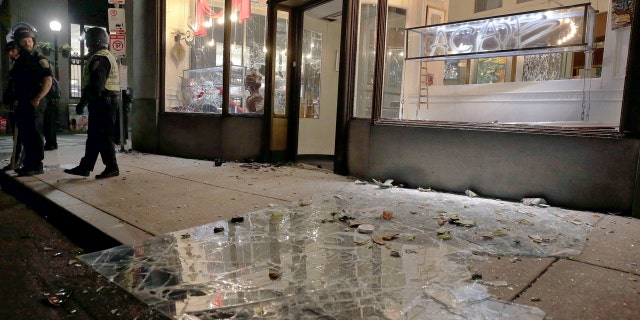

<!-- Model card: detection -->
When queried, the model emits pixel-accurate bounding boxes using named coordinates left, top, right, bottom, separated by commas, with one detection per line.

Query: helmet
left=11, top=22, right=37, bottom=43
left=85, top=27, right=109, bottom=50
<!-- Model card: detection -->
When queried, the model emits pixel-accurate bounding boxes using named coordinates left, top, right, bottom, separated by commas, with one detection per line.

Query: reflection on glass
left=273, top=11, right=289, bottom=116
left=300, top=29, right=322, bottom=119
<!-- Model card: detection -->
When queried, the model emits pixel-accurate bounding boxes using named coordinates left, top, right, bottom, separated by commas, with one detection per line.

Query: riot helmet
left=85, top=27, right=109, bottom=52
left=11, top=22, right=37, bottom=42
left=11, top=22, right=37, bottom=52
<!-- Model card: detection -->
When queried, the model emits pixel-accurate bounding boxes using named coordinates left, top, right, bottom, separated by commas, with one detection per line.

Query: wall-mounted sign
left=108, top=8, right=126, bottom=34
left=406, top=4, right=595, bottom=61
left=108, top=0, right=125, bottom=4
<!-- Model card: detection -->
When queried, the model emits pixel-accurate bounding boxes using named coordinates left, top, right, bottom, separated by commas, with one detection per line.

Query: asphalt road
left=0, top=187, right=167, bottom=319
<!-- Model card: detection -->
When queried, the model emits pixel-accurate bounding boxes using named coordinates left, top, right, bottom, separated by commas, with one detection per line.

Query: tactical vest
left=83, top=49, right=120, bottom=91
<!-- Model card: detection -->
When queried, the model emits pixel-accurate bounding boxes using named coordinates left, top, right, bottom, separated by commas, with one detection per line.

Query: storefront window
left=386, top=0, right=625, bottom=126
left=353, top=1, right=379, bottom=119
left=165, top=0, right=268, bottom=114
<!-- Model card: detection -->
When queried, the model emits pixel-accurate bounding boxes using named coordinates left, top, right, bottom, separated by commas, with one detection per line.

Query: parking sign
left=110, top=33, right=126, bottom=58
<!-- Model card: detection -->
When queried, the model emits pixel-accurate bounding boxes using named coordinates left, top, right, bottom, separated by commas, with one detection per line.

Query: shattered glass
left=80, top=184, right=599, bottom=319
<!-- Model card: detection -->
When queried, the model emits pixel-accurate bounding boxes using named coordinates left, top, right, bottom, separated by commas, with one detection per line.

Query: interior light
left=204, top=19, right=212, bottom=28
left=208, top=39, right=215, bottom=46
left=263, top=46, right=267, bottom=53
left=230, top=12, right=238, bottom=22
left=218, top=17, right=224, bottom=25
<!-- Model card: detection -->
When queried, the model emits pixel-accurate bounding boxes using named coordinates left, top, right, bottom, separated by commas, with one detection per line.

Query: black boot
left=96, top=167, right=119, bottom=179
left=64, top=166, right=90, bottom=177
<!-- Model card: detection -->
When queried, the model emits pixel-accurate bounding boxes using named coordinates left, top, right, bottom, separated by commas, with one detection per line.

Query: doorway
left=296, top=0, right=342, bottom=170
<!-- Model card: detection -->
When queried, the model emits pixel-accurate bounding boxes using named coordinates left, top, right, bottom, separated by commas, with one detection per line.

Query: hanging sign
left=108, top=0, right=125, bottom=4
left=110, top=33, right=126, bottom=58
left=108, top=8, right=126, bottom=33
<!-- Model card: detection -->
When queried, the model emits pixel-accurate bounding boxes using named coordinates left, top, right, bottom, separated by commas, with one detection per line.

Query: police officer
left=1, top=36, right=23, bottom=171
left=65, top=27, right=120, bottom=179
left=10, top=23, right=52, bottom=176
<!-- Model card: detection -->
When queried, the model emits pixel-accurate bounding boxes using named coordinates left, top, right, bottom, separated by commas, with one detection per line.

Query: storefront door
left=295, top=0, right=342, bottom=169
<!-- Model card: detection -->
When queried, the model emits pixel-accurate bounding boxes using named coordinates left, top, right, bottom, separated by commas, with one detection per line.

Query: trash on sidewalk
left=79, top=188, right=595, bottom=319
left=230, top=216, right=244, bottom=223
left=465, top=189, right=478, bottom=198
left=522, top=198, right=548, bottom=207
left=44, top=288, right=73, bottom=307
left=373, top=178, right=394, bottom=189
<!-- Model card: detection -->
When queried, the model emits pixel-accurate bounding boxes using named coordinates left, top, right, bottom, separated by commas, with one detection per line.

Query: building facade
left=2, top=0, right=639, bottom=216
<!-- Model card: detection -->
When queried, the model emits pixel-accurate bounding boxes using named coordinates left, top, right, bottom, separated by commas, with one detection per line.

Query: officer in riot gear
left=65, top=27, right=120, bottom=179
left=9, top=22, right=52, bottom=176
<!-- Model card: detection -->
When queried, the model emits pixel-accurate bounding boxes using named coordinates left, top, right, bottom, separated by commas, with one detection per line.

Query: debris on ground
left=230, top=216, right=244, bottom=223
left=465, top=189, right=478, bottom=198
left=522, top=198, right=548, bottom=207
left=357, top=224, right=374, bottom=234
left=372, top=178, right=394, bottom=189
left=381, top=210, right=393, bottom=220
left=299, top=200, right=312, bottom=206
left=268, top=268, right=281, bottom=280
left=44, top=288, right=73, bottom=307
left=437, top=228, right=453, bottom=240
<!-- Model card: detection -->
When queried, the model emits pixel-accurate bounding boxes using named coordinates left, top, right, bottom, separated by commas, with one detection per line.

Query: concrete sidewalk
left=1, top=134, right=639, bottom=319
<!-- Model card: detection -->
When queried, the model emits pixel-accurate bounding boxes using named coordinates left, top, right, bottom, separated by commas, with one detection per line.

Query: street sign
left=107, top=0, right=125, bottom=4
left=110, top=33, right=126, bottom=58
left=108, top=8, right=126, bottom=34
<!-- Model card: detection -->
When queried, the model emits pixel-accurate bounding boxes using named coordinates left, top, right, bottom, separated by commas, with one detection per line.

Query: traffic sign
left=110, top=33, right=126, bottom=58
left=108, top=8, right=126, bottom=34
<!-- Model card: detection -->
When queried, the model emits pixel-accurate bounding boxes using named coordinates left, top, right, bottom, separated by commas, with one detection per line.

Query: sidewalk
left=1, top=134, right=639, bottom=319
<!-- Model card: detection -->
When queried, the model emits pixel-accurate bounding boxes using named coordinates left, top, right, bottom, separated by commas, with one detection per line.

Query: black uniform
left=10, top=51, right=51, bottom=173
left=75, top=54, right=119, bottom=173
left=44, top=80, right=59, bottom=150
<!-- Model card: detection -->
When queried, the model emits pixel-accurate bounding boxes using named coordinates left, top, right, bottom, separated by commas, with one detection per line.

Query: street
left=0, top=177, right=167, bottom=319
